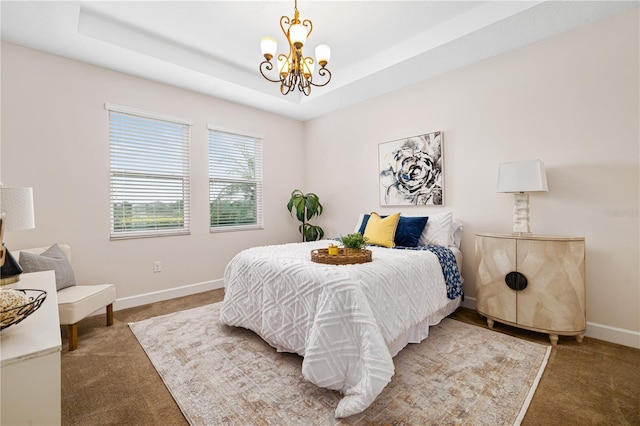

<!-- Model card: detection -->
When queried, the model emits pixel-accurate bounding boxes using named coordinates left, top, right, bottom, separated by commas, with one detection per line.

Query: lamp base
left=0, top=246, right=23, bottom=286
left=512, top=192, right=531, bottom=234
left=0, top=275, right=20, bottom=286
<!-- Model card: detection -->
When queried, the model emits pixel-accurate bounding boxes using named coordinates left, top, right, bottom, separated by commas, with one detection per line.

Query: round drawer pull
left=505, top=271, right=528, bottom=291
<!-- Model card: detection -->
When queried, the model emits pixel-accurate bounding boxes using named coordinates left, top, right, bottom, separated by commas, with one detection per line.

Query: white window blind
left=208, top=127, right=263, bottom=232
left=107, top=104, right=191, bottom=239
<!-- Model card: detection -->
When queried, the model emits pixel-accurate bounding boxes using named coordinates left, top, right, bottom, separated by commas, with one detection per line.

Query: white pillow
left=353, top=213, right=365, bottom=233
left=451, top=219, right=463, bottom=249
left=419, top=211, right=454, bottom=247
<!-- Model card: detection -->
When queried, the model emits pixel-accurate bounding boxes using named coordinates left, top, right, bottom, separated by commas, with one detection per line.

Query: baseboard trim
left=457, top=296, right=639, bottom=349
left=460, top=295, right=477, bottom=310
left=586, top=322, right=640, bottom=349
left=113, top=279, right=224, bottom=311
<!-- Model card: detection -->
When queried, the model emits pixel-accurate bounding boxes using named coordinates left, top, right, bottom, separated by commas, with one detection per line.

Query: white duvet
left=219, top=240, right=457, bottom=418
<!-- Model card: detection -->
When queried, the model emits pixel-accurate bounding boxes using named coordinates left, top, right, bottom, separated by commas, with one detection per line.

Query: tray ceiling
left=2, top=1, right=637, bottom=121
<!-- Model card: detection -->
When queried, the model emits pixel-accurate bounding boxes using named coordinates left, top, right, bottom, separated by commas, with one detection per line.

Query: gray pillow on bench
left=19, top=244, right=76, bottom=291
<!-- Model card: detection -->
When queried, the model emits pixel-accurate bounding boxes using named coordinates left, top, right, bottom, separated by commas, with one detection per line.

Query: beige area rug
left=129, top=302, right=550, bottom=425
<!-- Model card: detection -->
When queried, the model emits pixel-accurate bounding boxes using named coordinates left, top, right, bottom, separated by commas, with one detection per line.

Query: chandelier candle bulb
left=289, top=24, right=307, bottom=48
left=260, top=37, right=277, bottom=61
left=315, top=44, right=330, bottom=67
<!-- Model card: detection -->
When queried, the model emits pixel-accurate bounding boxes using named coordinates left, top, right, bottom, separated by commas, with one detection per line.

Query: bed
left=219, top=212, right=463, bottom=418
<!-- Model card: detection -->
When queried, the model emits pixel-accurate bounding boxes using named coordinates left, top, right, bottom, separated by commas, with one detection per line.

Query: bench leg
left=68, top=324, right=78, bottom=351
left=106, top=303, right=114, bottom=326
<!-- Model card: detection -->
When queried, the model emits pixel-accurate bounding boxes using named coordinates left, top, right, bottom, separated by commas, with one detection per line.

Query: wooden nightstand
left=475, top=233, right=586, bottom=346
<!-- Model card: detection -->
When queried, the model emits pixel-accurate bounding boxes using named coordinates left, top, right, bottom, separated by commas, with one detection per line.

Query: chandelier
left=259, top=0, right=331, bottom=96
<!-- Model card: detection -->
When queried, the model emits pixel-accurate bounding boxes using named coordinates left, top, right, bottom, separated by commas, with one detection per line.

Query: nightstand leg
left=487, top=318, right=494, bottom=329
left=576, top=334, right=584, bottom=343
left=549, top=334, right=559, bottom=346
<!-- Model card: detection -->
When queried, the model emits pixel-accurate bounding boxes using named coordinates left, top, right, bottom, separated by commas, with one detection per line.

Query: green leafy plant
left=340, top=233, right=368, bottom=250
left=286, top=189, right=324, bottom=242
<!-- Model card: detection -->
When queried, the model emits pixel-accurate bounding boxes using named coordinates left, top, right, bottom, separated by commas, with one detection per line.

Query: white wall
left=1, top=42, right=305, bottom=300
left=304, top=9, right=639, bottom=342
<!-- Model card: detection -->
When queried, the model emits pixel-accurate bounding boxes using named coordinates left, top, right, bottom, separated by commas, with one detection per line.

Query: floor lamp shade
left=0, top=187, right=35, bottom=285
left=496, top=160, right=548, bottom=234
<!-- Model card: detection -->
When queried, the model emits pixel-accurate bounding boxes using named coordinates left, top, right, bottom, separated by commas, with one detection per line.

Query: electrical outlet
left=153, top=261, right=162, bottom=273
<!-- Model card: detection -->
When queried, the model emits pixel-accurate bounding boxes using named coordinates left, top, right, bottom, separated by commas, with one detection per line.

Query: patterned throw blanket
left=394, top=245, right=464, bottom=300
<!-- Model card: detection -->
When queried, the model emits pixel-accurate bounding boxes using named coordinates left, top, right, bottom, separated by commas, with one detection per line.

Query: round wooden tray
left=311, top=248, right=372, bottom=265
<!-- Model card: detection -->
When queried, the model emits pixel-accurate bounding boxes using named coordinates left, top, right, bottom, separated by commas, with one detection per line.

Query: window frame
left=106, top=103, right=192, bottom=240
left=207, top=125, right=264, bottom=233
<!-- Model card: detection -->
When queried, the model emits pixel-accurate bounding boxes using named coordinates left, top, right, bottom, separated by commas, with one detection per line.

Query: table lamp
left=0, top=187, right=36, bottom=285
left=496, top=160, right=548, bottom=235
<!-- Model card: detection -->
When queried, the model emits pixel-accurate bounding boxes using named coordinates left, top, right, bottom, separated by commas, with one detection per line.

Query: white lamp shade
left=496, top=159, right=549, bottom=193
left=289, top=23, right=307, bottom=48
left=260, top=36, right=277, bottom=59
left=315, top=44, right=330, bottom=65
left=0, top=187, right=35, bottom=231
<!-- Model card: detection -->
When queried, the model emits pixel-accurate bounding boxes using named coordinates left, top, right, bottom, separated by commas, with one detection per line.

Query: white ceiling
left=2, top=1, right=638, bottom=121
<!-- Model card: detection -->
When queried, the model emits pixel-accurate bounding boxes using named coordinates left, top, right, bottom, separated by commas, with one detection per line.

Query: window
left=107, top=104, right=192, bottom=239
left=208, top=127, right=263, bottom=232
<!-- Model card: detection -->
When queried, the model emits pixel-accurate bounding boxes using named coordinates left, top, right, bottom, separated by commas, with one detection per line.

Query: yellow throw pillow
left=363, top=212, right=400, bottom=248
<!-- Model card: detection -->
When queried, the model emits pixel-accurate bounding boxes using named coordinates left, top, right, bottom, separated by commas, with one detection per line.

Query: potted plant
left=286, top=189, right=324, bottom=242
left=340, top=233, right=368, bottom=251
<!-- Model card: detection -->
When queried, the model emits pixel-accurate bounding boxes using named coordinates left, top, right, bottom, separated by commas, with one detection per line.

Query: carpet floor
left=129, top=302, right=550, bottom=425
left=61, top=289, right=640, bottom=425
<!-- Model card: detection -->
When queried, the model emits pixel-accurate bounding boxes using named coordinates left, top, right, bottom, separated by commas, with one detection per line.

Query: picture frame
left=378, top=131, right=444, bottom=206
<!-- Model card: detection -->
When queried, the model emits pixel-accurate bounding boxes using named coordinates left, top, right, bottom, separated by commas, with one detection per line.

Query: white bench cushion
left=57, top=284, right=116, bottom=325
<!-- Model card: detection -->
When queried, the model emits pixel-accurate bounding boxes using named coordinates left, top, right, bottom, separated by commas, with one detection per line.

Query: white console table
left=1, top=270, right=61, bottom=425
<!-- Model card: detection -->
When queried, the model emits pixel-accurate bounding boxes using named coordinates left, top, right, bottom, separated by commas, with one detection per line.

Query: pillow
left=419, top=211, right=454, bottom=247
left=353, top=213, right=366, bottom=233
left=395, top=216, right=429, bottom=247
left=363, top=212, right=400, bottom=248
left=19, top=244, right=76, bottom=291
left=357, top=214, right=371, bottom=235
left=451, top=219, right=463, bottom=249
left=357, top=214, right=429, bottom=247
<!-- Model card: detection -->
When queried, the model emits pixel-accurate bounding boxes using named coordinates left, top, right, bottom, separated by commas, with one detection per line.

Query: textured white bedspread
left=219, top=240, right=455, bottom=418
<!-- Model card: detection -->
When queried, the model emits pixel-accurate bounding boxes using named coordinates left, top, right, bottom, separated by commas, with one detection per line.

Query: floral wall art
left=378, top=131, right=444, bottom=206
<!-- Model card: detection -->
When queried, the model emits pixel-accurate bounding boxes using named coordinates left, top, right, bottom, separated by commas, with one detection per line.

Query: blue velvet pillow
left=395, top=216, right=429, bottom=247
left=358, top=214, right=428, bottom=247
left=357, top=214, right=373, bottom=235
